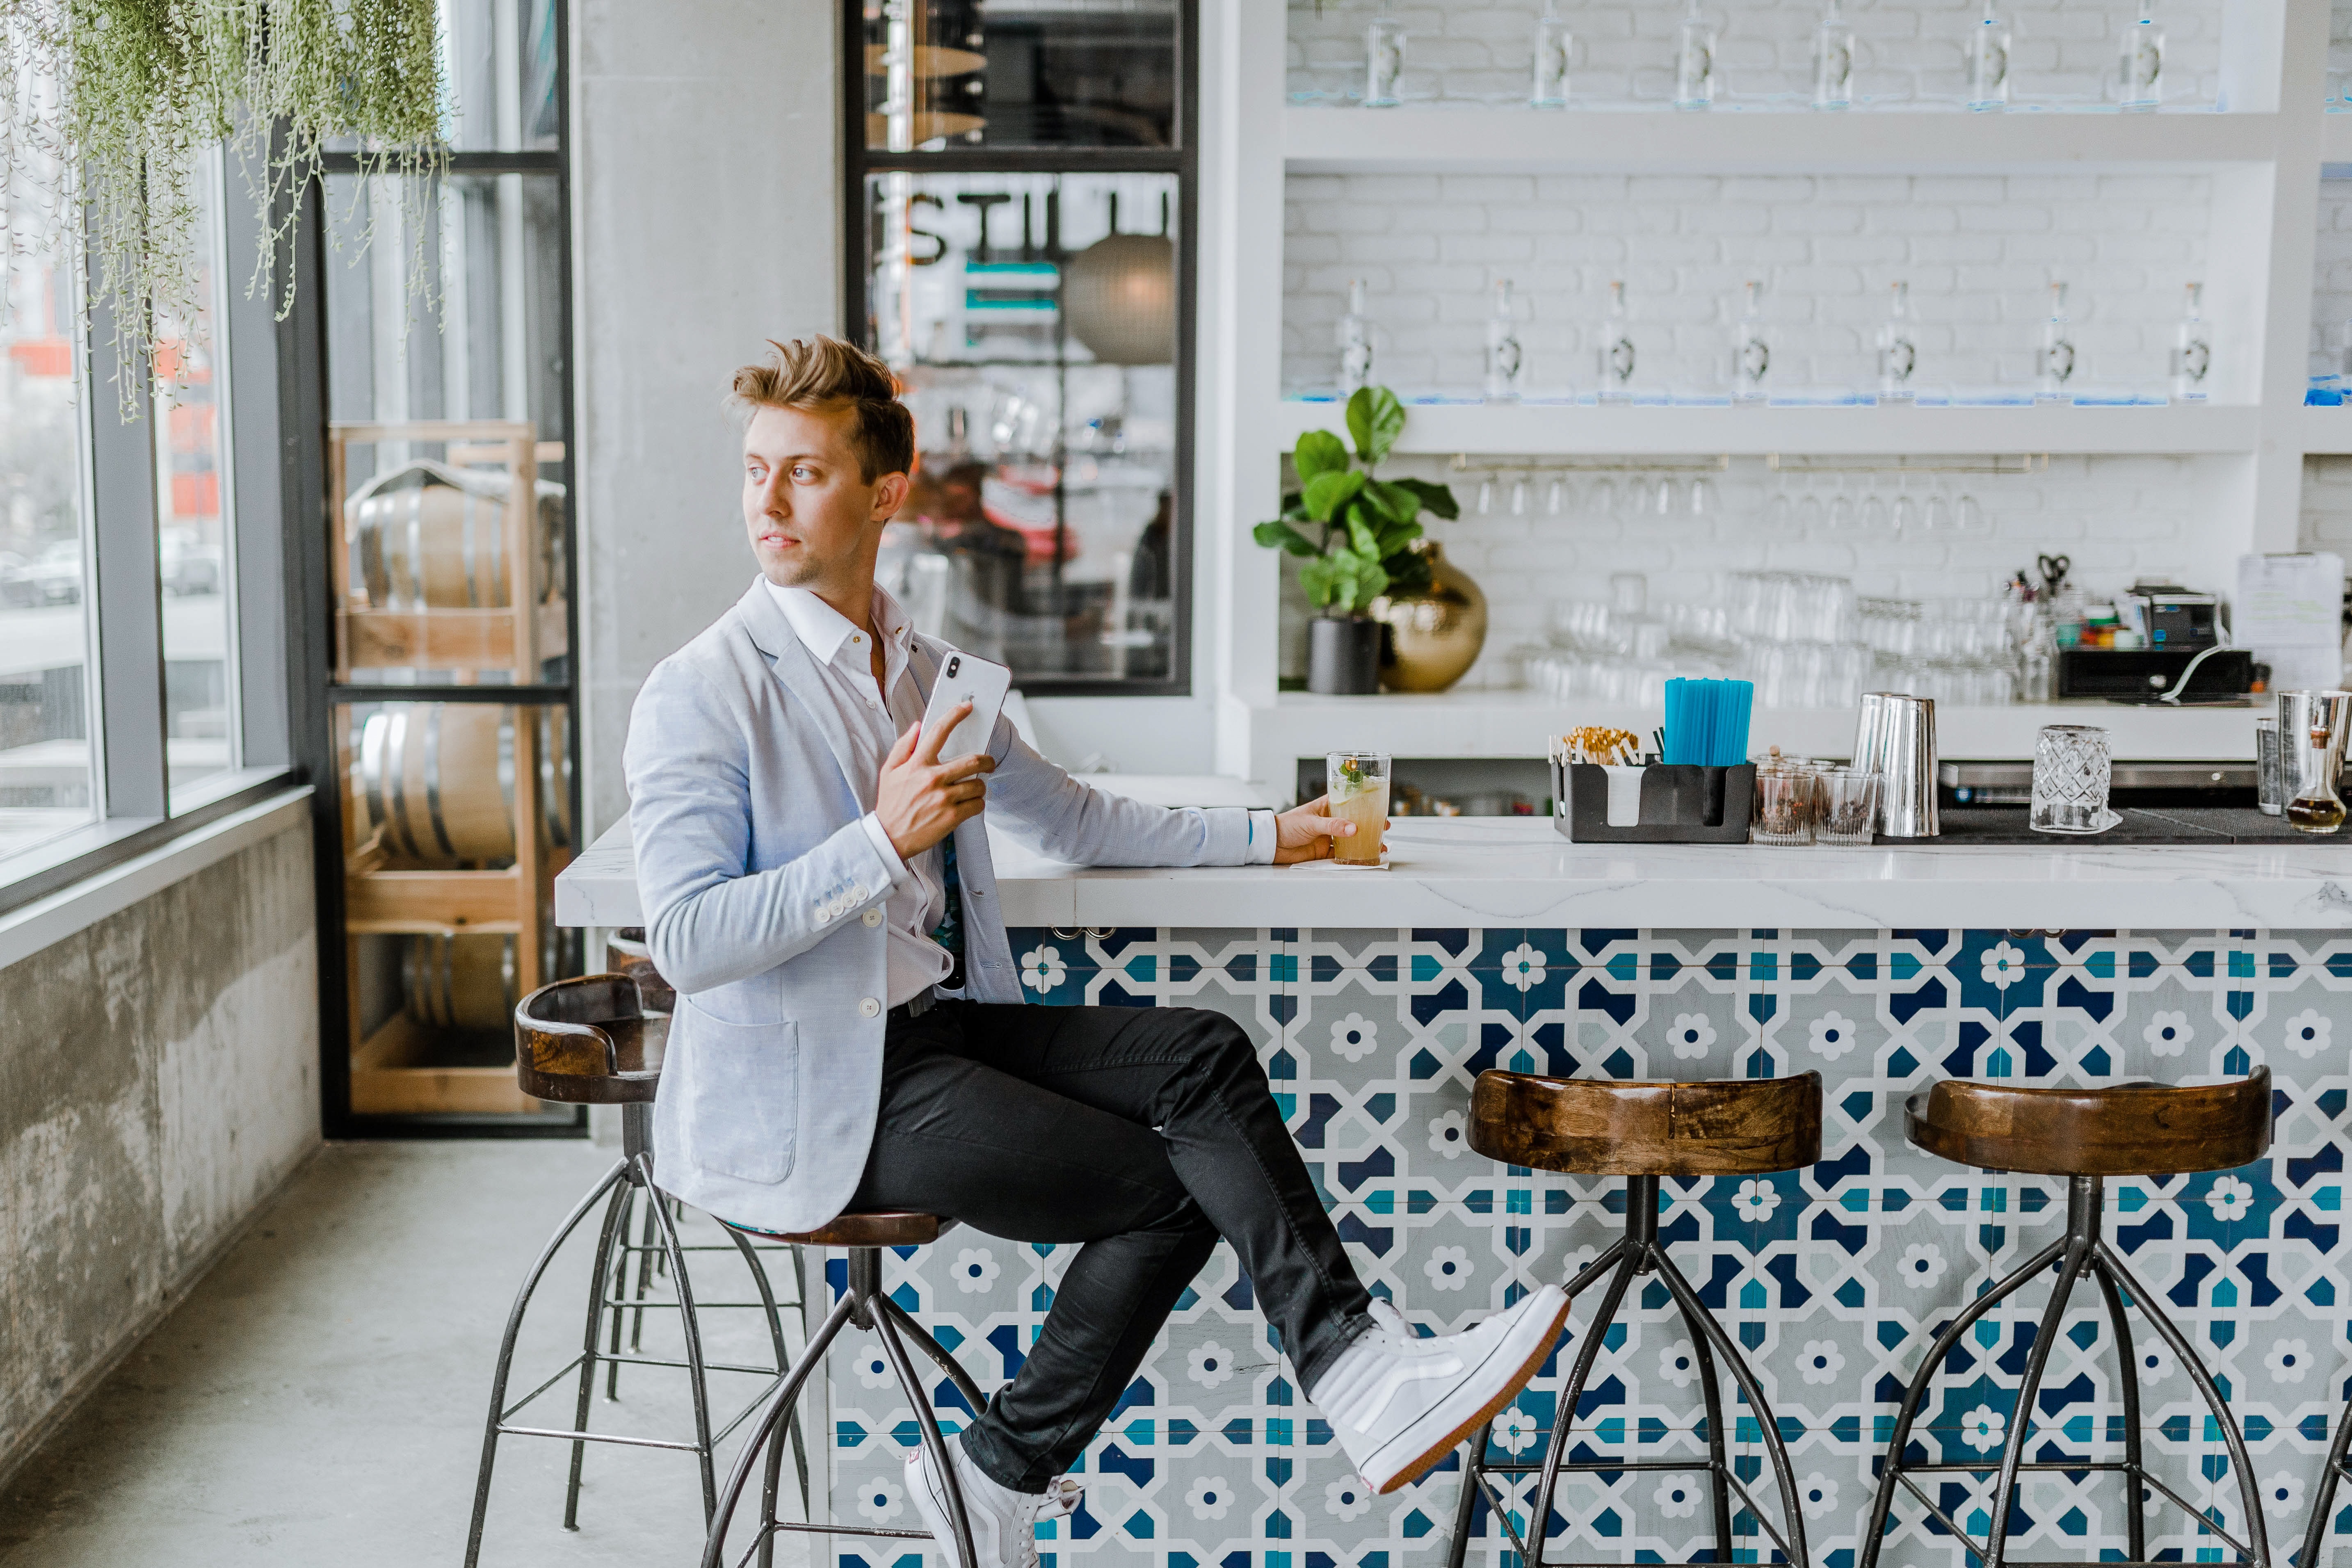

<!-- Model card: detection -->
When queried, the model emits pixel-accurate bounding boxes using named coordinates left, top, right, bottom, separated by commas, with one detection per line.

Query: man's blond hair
left=729, top=336, right=916, bottom=483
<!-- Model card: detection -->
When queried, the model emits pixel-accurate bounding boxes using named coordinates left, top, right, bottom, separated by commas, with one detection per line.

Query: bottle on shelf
left=1967, top=3, right=2010, bottom=111
left=1674, top=0, right=1716, bottom=111
left=1485, top=279, right=1524, bottom=403
left=1598, top=280, right=1637, bottom=403
left=1338, top=278, right=1375, bottom=394
left=1811, top=0, right=1854, bottom=110
left=2170, top=281, right=2210, bottom=404
left=1365, top=17, right=1405, bottom=108
left=2037, top=282, right=2076, bottom=404
left=1531, top=4, right=1571, bottom=109
left=1877, top=280, right=1918, bottom=403
left=1732, top=279, right=1770, bottom=404
left=2117, top=0, right=2162, bottom=111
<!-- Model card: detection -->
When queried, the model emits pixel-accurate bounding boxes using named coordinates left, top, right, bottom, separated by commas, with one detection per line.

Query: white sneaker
left=904, top=1433, right=1082, bottom=1568
left=1313, top=1286, right=1571, bottom=1495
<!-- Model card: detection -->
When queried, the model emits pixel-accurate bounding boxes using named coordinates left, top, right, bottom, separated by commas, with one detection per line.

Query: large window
left=850, top=0, right=1195, bottom=694
left=0, top=101, right=287, bottom=897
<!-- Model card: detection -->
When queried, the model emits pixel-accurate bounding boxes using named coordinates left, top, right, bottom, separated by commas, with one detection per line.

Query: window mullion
left=83, top=260, right=169, bottom=820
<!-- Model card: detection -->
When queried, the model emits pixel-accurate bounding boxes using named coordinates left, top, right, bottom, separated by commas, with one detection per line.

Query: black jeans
left=847, top=999, right=1374, bottom=1492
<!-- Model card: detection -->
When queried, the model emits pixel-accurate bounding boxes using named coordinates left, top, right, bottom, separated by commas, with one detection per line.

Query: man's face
left=741, top=402, right=907, bottom=589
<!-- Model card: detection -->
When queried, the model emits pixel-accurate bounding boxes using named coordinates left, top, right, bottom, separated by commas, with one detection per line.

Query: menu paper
left=2236, top=552, right=2345, bottom=684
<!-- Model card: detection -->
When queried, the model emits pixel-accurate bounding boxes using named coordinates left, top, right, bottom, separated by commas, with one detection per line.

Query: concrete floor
left=0, top=1141, right=820, bottom=1567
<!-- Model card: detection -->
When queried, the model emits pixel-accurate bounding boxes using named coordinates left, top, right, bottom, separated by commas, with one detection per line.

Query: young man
left=624, top=337, right=1568, bottom=1567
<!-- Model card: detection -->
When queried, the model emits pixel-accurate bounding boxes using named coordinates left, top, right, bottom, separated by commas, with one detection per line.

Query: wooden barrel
left=349, top=466, right=566, bottom=611
left=402, top=932, right=517, bottom=1032
left=352, top=703, right=571, bottom=867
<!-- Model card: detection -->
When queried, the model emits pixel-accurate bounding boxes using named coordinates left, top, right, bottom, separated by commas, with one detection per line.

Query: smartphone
left=919, top=650, right=1012, bottom=763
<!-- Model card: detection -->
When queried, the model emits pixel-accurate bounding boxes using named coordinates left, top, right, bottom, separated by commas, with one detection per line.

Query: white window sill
left=0, top=781, right=313, bottom=970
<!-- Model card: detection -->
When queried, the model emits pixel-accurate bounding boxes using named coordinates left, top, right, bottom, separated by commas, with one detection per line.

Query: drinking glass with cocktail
left=1326, top=751, right=1391, bottom=866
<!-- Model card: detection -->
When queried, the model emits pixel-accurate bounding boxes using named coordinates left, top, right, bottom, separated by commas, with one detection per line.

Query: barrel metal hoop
left=425, top=703, right=460, bottom=862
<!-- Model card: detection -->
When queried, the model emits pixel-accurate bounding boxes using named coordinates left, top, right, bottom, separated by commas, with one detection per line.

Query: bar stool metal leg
left=1447, top=1175, right=1809, bottom=1568
left=2299, top=1388, right=2352, bottom=1568
left=1858, top=1175, right=2271, bottom=1568
left=703, top=1246, right=980, bottom=1568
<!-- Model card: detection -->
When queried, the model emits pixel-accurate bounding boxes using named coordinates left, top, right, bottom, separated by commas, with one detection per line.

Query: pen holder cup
left=1551, top=762, right=1759, bottom=844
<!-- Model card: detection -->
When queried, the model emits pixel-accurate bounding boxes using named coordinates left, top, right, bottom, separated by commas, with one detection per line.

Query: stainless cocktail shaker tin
left=1853, top=692, right=1939, bottom=838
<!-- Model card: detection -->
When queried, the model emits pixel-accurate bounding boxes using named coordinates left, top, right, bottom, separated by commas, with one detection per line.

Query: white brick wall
left=2304, top=457, right=2352, bottom=554
left=1275, top=449, right=2237, bottom=688
left=1283, top=171, right=2213, bottom=395
left=1286, top=0, right=2226, bottom=109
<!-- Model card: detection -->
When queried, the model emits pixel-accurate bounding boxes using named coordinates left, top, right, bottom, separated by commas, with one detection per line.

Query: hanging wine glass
left=1923, top=491, right=1953, bottom=532
left=1546, top=476, right=1567, bottom=515
left=1589, top=476, right=1619, bottom=517
left=1689, top=475, right=1716, bottom=516
left=1794, top=486, right=1826, bottom=533
left=1653, top=476, right=1676, bottom=516
left=1766, top=492, right=1793, bottom=531
left=1827, top=478, right=1856, bottom=532
left=1858, top=488, right=1889, bottom=533
left=1510, top=476, right=1530, bottom=516
left=1477, top=477, right=1496, bottom=515
left=1957, top=492, right=1987, bottom=532
left=1889, top=480, right=1917, bottom=534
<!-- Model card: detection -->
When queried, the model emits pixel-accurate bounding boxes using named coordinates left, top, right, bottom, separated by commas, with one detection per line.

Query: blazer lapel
left=734, top=577, right=875, bottom=813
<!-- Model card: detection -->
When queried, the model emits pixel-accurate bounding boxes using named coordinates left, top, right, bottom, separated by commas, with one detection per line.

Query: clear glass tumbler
left=2030, top=724, right=2114, bottom=834
left=1751, top=765, right=1818, bottom=846
left=1327, top=751, right=1392, bottom=864
left=2256, top=714, right=2285, bottom=816
left=1815, top=768, right=1882, bottom=845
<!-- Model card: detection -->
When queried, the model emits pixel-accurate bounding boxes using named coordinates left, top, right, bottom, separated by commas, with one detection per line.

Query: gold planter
left=1371, top=542, right=1487, bottom=693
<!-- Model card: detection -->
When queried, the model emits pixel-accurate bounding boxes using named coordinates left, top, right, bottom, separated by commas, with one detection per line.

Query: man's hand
left=875, top=702, right=996, bottom=861
left=1271, top=794, right=1378, bottom=866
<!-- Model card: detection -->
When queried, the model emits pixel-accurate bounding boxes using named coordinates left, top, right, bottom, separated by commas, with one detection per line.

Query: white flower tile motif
left=816, top=925, right=2352, bottom=1568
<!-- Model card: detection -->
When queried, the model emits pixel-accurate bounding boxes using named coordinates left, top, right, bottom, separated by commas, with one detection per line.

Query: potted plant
left=1254, top=386, right=1459, bottom=695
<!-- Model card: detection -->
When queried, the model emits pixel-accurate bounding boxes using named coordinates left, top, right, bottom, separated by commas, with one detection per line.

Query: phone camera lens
left=946, top=656, right=960, bottom=676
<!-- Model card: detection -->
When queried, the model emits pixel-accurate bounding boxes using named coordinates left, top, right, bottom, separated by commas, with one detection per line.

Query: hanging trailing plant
left=0, top=0, right=446, bottom=410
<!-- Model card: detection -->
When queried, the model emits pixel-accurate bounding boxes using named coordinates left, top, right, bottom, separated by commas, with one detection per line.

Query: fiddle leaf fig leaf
left=1346, top=385, right=1407, bottom=466
left=1366, top=479, right=1424, bottom=524
left=1346, top=507, right=1382, bottom=560
left=1292, top=429, right=1350, bottom=484
left=1253, top=520, right=1319, bottom=557
left=1393, top=476, right=1461, bottom=520
left=1302, top=468, right=1367, bottom=523
left=1297, top=554, right=1345, bottom=610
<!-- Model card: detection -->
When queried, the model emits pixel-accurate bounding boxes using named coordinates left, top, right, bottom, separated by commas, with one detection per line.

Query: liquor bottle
left=2117, top=1, right=2162, bottom=111
left=1732, top=280, right=1770, bottom=404
left=2037, top=282, right=2075, bottom=403
left=1531, top=5, right=1571, bottom=109
left=1811, top=0, right=1854, bottom=111
left=1877, top=280, right=1918, bottom=403
left=1674, top=0, right=1716, bottom=111
left=2170, top=281, right=2210, bottom=403
left=1966, top=3, right=2010, bottom=111
left=1338, top=279, right=1375, bottom=394
left=1598, top=281, right=1637, bottom=403
left=1485, top=279, right=1524, bottom=402
left=1366, top=18, right=1405, bottom=108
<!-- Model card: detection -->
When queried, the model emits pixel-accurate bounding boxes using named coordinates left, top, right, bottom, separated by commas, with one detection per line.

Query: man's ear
left=871, top=470, right=912, bottom=522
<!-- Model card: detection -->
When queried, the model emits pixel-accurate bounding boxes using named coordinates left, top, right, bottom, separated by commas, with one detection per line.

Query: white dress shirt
left=766, top=580, right=955, bottom=1008
left=765, top=578, right=1281, bottom=1009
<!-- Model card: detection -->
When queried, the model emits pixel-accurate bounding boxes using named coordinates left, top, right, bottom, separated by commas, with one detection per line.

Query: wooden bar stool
left=1859, top=1071, right=2275, bottom=1568
left=1444, top=1069, right=1824, bottom=1568
left=462, top=975, right=807, bottom=1568
left=698, top=1212, right=986, bottom=1568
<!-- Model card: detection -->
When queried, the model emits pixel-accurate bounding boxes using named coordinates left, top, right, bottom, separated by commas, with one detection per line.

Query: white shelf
left=2285, top=406, right=2352, bottom=455
left=1252, top=692, right=2263, bottom=768
left=2322, top=111, right=2352, bottom=168
left=1271, top=401, right=2265, bottom=458
left=1286, top=106, right=2287, bottom=176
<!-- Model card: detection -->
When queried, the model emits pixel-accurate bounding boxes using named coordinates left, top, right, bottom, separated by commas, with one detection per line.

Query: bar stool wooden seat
left=1860, top=1071, right=2275, bottom=1568
left=1445, top=1070, right=1824, bottom=1568
left=698, top=1211, right=987, bottom=1568
left=463, top=975, right=806, bottom=1568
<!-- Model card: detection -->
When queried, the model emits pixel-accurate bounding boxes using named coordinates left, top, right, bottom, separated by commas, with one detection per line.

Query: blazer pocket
left=680, top=1001, right=799, bottom=1183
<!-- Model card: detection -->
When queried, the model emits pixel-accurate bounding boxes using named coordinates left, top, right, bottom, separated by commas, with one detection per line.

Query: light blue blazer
left=624, top=577, right=1258, bottom=1234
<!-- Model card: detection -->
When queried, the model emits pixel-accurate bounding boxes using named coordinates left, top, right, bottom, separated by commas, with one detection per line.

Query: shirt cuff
left=1245, top=809, right=1280, bottom=865
left=859, top=812, right=916, bottom=889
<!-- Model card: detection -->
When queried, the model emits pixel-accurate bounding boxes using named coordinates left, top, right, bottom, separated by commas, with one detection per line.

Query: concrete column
left=572, top=0, right=841, bottom=835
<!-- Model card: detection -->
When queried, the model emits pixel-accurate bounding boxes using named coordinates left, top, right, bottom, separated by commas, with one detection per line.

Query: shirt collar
left=764, top=579, right=913, bottom=670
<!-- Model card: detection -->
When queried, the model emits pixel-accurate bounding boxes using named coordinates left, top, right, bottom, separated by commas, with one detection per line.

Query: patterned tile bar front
left=827, top=924, right=2352, bottom=1568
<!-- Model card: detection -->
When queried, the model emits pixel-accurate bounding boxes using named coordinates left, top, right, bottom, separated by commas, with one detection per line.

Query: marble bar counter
left=556, top=814, right=2352, bottom=933
left=557, top=800, right=2352, bottom=1568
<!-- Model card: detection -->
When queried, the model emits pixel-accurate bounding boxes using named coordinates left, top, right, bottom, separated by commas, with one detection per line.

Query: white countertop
left=557, top=812, right=2352, bottom=933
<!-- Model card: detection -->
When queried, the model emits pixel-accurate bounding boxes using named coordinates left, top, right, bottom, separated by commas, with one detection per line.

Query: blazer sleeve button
left=859, top=997, right=881, bottom=1018
left=862, top=908, right=884, bottom=927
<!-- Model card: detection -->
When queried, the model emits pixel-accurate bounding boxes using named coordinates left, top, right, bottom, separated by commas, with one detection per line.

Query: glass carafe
left=2282, top=690, right=2352, bottom=835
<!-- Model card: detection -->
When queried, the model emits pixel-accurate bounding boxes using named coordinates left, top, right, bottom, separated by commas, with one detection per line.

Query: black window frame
left=838, top=0, right=1199, bottom=698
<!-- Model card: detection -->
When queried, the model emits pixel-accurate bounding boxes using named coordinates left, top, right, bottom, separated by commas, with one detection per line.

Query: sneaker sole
left=1364, top=1287, right=1574, bottom=1495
